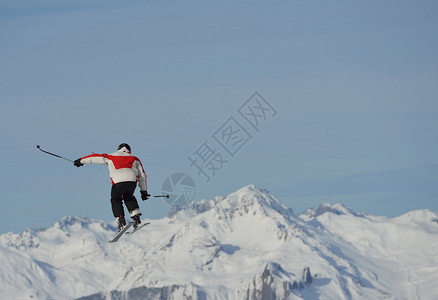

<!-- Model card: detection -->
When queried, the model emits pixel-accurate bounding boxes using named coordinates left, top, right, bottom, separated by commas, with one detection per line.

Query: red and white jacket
left=79, top=146, right=147, bottom=191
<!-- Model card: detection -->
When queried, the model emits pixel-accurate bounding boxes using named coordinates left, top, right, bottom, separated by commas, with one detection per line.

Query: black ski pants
left=110, top=181, right=139, bottom=218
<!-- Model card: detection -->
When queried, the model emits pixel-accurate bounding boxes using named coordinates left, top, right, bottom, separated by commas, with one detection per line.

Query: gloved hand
left=74, top=159, right=83, bottom=167
left=141, top=190, right=151, bottom=201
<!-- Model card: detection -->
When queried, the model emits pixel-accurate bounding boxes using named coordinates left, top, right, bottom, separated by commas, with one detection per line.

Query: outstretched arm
left=74, top=153, right=108, bottom=167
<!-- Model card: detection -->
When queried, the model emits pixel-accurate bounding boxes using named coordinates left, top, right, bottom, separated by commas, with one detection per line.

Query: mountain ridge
left=1, top=185, right=437, bottom=299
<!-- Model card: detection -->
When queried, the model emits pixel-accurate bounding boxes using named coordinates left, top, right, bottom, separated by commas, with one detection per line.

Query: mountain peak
left=52, top=216, right=116, bottom=233
left=226, top=184, right=293, bottom=215
left=393, top=209, right=438, bottom=227
left=300, top=203, right=363, bottom=220
left=171, top=184, right=293, bottom=220
left=233, top=184, right=267, bottom=195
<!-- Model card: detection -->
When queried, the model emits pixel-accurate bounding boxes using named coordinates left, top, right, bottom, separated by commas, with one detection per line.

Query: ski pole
left=36, top=145, right=74, bottom=163
left=142, top=194, right=169, bottom=201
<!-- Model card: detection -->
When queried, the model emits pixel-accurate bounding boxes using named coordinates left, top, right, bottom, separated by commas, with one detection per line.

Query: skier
left=73, top=143, right=150, bottom=232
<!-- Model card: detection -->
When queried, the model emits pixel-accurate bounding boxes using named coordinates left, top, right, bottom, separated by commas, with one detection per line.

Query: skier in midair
left=74, top=143, right=150, bottom=231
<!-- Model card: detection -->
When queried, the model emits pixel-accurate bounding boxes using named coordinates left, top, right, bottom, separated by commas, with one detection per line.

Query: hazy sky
left=1, top=0, right=437, bottom=232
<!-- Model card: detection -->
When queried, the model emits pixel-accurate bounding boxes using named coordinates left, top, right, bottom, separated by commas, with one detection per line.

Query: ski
left=126, top=222, right=150, bottom=235
left=109, top=222, right=134, bottom=243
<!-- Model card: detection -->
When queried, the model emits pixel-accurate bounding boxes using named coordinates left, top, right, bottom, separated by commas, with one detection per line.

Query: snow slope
left=0, top=185, right=437, bottom=299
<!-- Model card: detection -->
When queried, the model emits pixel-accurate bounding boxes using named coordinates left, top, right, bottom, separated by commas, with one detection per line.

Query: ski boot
left=132, top=213, right=142, bottom=229
left=117, top=215, right=126, bottom=232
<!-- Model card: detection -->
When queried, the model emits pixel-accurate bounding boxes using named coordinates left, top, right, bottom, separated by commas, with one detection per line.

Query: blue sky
left=1, top=0, right=437, bottom=233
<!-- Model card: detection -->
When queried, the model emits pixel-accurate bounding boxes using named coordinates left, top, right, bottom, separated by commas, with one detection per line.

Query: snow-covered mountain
left=1, top=185, right=437, bottom=300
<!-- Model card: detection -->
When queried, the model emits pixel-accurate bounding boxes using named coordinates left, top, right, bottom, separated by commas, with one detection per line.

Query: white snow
left=0, top=185, right=437, bottom=299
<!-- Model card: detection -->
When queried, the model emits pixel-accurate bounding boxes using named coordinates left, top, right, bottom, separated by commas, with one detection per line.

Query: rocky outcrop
left=76, top=283, right=206, bottom=300
left=243, top=263, right=312, bottom=300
